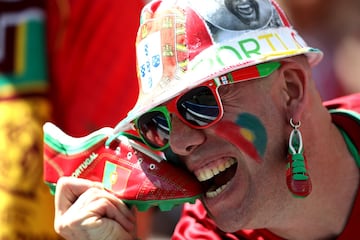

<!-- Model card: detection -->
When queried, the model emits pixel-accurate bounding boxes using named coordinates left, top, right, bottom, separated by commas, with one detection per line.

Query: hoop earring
left=286, top=119, right=312, bottom=198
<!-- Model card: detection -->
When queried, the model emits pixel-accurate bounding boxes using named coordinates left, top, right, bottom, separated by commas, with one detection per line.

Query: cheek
left=213, top=113, right=267, bottom=163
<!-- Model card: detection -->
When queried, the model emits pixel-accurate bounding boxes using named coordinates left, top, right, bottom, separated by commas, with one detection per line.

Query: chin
left=207, top=203, right=252, bottom=233
left=213, top=217, right=245, bottom=233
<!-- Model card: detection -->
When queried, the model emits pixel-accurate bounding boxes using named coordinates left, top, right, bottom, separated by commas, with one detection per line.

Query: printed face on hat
left=192, top=0, right=280, bottom=31
left=225, top=0, right=260, bottom=26
left=193, top=0, right=282, bottom=42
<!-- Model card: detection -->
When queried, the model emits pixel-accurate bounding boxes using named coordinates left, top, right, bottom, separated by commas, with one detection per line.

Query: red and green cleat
left=43, top=122, right=203, bottom=211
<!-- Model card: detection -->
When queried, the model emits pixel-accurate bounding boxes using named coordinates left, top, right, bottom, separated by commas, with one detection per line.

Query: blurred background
left=0, top=0, right=359, bottom=239
left=277, top=0, right=360, bottom=100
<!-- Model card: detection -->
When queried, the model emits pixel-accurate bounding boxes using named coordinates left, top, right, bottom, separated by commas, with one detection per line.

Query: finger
left=55, top=177, right=137, bottom=234
left=79, top=188, right=136, bottom=229
left=57, top=181, right=136, bottom=232
left=73, top=188, right=136, bottom=232
left=55, top=177, right=103, bottom=216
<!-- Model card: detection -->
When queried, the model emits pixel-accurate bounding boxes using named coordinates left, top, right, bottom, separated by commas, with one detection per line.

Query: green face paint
left=236, top=113, right=267, bottom=158
left=213, top=113, right=267, bottom=163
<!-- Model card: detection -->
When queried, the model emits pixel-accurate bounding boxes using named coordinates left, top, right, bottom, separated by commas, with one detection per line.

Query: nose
left=169, top=116, right=206, bottom=156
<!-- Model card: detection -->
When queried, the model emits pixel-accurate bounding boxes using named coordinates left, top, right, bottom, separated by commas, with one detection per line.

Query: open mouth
left=237, top=3, right=255, bottom=16
left=195, top=158, right=238, bottom=198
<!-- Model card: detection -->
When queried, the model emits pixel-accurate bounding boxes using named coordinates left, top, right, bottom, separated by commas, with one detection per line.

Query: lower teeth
left=206, top=182, right=229, bottom=198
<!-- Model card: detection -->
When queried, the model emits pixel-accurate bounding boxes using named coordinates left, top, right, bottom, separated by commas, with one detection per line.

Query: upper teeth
left=195, top=158, right=236, bottom=182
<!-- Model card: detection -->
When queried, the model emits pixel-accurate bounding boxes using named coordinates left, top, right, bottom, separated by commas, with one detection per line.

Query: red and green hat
left=116, top=0, right=323, bottom=131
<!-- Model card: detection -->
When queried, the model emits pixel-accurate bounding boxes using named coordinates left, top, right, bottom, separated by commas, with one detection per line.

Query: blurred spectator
left=332, top=1, right=360, bottom=95
left=277, top=0, right=360, bottom=100
left=0, top=0, right=60, bottom=238
left=46, top=0, right=142, bottom=137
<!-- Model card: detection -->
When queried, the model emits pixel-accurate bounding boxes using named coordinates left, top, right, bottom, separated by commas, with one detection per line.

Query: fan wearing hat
left=53, top=0, right=360, bottom=239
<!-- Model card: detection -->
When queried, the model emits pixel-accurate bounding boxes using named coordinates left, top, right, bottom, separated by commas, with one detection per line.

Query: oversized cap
left=115, top=0, right=323, bottom=132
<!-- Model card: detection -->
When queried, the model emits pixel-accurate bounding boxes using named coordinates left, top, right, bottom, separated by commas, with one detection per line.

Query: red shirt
left=173, top=93, right=360, bottom=239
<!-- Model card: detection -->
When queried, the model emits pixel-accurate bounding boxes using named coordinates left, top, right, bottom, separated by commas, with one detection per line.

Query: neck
left=270, top=102, right=359, bottom=239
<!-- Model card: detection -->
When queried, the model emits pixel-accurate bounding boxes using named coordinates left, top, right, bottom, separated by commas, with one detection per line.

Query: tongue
left=207, top=162, right=237, bottom=191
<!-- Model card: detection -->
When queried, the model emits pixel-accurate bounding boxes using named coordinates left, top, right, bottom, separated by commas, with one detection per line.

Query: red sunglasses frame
left=134, top=61, right=282, bottom=150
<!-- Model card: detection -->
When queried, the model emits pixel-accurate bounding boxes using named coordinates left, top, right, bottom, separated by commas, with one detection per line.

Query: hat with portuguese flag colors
left=116, top=0, right=323, bottom=131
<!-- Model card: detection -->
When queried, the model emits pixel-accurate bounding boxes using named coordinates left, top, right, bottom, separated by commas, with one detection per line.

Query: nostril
left=170, top=116, right=206, bottom=155
left=186, top=145, right=195, bottom=152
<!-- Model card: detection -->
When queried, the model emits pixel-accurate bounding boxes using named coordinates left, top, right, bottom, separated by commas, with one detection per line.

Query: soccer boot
left=43, top=122, right=203, bottom=211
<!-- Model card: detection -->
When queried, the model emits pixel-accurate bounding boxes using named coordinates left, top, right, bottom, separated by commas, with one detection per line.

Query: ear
left=278, top=58, right=309, bottom=123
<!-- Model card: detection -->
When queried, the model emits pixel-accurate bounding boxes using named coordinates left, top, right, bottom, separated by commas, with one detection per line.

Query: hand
left=54, top=177, right=137, bottom=240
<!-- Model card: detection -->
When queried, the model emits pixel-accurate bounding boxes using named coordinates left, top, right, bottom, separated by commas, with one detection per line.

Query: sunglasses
left=134, top=61, right=281, bottom=151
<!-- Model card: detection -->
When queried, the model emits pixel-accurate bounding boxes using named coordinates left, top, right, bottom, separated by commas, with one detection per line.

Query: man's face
left=168, top=72, right=292, bottom=231
left=229, top=0, right=259, bottom=25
